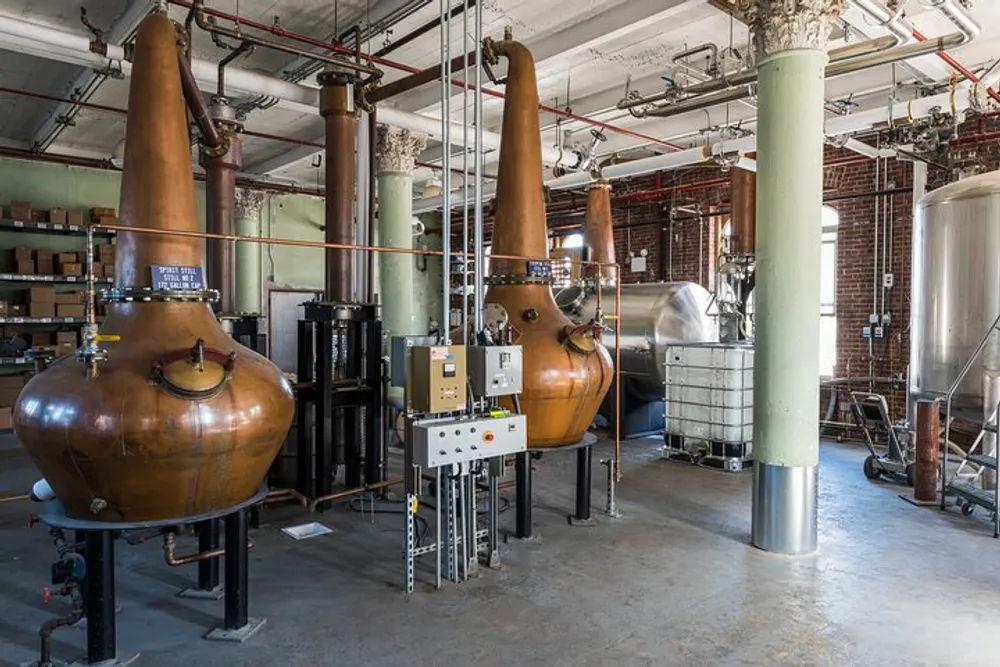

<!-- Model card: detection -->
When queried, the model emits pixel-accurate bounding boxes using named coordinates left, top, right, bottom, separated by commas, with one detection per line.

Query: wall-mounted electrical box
left=407, top=345, right=467, bottom=414
left=468, top=345, right=523, bottom=397
left=411, top=414, right=527, bottom=468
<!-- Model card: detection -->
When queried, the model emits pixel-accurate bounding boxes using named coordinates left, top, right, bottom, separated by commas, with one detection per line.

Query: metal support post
left=447, top=472, right=458, bottom=582
left=569, top=445, right=596, bottom=526
left=295, top=320, right=314, bottom=497
left=602, top=457, right=622, bottom=518
left=365, top=319, right=383, bottom=485
left=514, top=451, right=534, bottom=539
left=315, top=319, right=334, bottom=505
left=206, top=508, right=264, bottom=642
left=344, top=324, right=363, bottom=489
left=435, top=466, right=442, bottom=589
left=84, top=530, right=116, bottom=664
left=178, top=520, right=224, bottom=599
left=486, top=457, right=502, bottom=568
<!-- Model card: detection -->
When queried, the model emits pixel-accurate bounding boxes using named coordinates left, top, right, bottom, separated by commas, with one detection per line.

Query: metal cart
left=851, top=392, right=915, bottom=485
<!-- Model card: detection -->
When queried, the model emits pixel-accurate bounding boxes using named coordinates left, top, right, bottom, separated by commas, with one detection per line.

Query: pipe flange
left=484, top=274, right=555, bottom=286
left=100, top=287, right=221, bottom=303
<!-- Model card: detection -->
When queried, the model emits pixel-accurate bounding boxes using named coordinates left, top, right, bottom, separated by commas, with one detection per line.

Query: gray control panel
left=468, top=345, right=523, bottom=397
left=411, top=414, right=527, bottom=468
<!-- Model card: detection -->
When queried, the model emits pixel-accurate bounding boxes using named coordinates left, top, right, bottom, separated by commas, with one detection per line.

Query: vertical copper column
left=914, top=399, right=940, bottom=502
left=583, top=180, right=615, bottom=281
left=200, top=102, right=242, bottom=313
left=319, top=72, right=356, bottom=302
left=730, top=164, right=756, bottom=255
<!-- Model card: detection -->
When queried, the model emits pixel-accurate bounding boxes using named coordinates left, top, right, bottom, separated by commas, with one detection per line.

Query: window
left=819, top=206, right=838, bottom=377
left=561, top=233, right=584, bottom=249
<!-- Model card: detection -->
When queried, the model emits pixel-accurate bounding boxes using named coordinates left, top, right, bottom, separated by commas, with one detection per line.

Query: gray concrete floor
left=1, top=435, right=999, bottom=667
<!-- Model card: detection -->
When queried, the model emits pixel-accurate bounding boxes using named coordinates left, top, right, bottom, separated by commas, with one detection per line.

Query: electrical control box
left=468, top=345, right=523, bottom=397
left=407, top=345, right=467, bottom=414
left=411, top=414, right=527, bottom=468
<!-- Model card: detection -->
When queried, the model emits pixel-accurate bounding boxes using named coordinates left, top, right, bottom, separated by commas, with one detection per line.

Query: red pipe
left=911, top=27, right=1000, bottom=105
left=168, top=0, right=683, bottom=150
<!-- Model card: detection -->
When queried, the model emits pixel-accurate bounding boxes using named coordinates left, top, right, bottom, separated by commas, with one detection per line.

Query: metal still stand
left=294, top=302, right=384, bottom=506
left=30, top=487, right=267, bottom=666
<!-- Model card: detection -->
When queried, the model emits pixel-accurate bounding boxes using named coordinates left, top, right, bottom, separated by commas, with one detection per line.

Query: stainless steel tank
left=557, top=281, right=718, bottom=400
left=910, top=170, right=1000, bottom=418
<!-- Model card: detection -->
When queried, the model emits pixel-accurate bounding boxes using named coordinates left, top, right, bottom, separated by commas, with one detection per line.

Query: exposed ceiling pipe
left=0, top=14, right=581, bottom=168
left=643, top=31, right=967, bottom=119
left=412, top=83, right=973, bottom=213
left=847, top=0, right=914, bottom=45
left=927, top=0, right=981, bottom=44
left=169, top=0, right=682, bottom=151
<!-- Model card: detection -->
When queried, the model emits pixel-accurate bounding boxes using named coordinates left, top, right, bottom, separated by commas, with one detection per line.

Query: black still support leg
left=84, top=530, right=116, bottom=664
left=296, top=320, right=314, bottom=498
left=514, top=451, right=536, bottom=540
left=315, top=319, right=334, bottom=505
left=205, top=509, right=265, bottom=642
left=569, top=445, right=596, bottom=526
left=178, top=520, right=223, bottom=599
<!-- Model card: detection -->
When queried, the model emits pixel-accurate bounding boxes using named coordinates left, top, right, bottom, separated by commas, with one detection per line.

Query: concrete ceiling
left=0, top=0, right=998, bottom=187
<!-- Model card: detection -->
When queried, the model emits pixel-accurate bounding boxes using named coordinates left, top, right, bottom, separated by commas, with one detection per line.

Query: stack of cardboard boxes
left=0, top=373, right=25, bottom=429
left=7, top=246, right=115, bottom=278
left=8, top=201, right=91, bottom=227
left=25, top=286, right=55, bottom=318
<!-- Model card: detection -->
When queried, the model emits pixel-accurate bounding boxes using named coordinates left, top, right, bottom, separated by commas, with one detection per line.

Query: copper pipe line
left=264, top=487, right=309, bottom=507
left=614, top=265, right=621, bottom=475
left=190, top=0, right=381, bottom=77
left=911, top=26, right=1000, bottom=105
left=93, top=221, right=621, bottom=269
left=163, top=531, right=254, bottom=567
left=0, top=494, right=29, bottom=503
left=306, top=477, right=403, bottom=511
left=368, top=51, right=477, bottom=103
left=167, top=0, right=680, bottom=150
left=177, top=51, right=222, bottom=149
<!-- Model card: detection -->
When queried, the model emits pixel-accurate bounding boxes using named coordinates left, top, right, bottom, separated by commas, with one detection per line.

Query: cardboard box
left=28, top=332, right=54, bottom=347
left=90, top=207, right=116, bottom=220
left=55, top=331, right=77, bottom=345
left=56, top=341, right=75, bottom=357
left=0, top=374, right=25, bottom=391
left=30, top=209, right=46, bottom=223
left=55, top=291, right=84, bottom=305
left=59, top=263, right=83, bottom=277
left=96, top=243, right=115, bottom=261
left=48, top=208, right=68, bottom=224
left=56, top=252, right=78, bottom=264
left=15, top=259, right=35, bottom=275
left=26, top=286, right=56, bottom=303
left=10, top=201, right=31, bottom=220
left=10, top=304, right=25, bottom=316
left=0, top=406, right=12, bottom=430
left=12, top=246, right=33, bottom=262
left=67, top=210, right=85, bottom=226
left=56, top=304, right=85, bottom=318
left=0, top=388, right=20, bottom=408
left=36, top=259, right=54, bottom=275
left=97, top=216, right=118, bottom=226
left=28, top=302, right=55, bottom=318
left=34, top=248, right=53, bottom=261
left=103, top=264, right=115, bottom=278
left=0, top=302, right=6, bottom=316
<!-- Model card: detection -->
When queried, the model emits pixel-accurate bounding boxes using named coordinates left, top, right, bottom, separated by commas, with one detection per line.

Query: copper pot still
left=13, top=12, right=294, bottom=522
left=484, top=38, right=613, bottom=448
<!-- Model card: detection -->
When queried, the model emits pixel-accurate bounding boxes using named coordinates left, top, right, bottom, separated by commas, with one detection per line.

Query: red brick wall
left=546, top=113, right=1000, bottom=426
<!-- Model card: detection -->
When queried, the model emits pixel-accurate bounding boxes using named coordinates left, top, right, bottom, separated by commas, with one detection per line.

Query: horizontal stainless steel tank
left=557, top=282, right=718, bottom=400
left=910, top=170, right=1000, bottom=418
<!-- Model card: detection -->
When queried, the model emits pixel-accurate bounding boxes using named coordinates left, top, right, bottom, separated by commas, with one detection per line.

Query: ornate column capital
left=751, top=0, right=845, bottom=59
left=235, top=188, right=265, bottom=220
left=376, top=126, right=428, bottom=174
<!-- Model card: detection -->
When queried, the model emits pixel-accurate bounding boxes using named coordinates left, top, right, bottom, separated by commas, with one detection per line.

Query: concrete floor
left=1, top=435, right=999, bottom=667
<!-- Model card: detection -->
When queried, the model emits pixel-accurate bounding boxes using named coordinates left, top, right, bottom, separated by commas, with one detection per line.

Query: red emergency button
left=484, top=431, right=495, bottom=443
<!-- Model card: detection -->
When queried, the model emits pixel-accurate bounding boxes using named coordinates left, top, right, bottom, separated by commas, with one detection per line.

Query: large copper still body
left=13, top=13, right=294, bottom=522
left=485, top=39, right=612, bottom=448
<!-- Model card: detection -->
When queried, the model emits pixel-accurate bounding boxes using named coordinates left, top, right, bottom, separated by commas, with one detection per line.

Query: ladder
left=941, top=312, right=1000, bottom=537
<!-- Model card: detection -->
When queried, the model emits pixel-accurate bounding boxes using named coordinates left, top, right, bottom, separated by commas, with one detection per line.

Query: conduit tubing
left=0, top=15, right=580, bottom=167
left=178, top=52, right=223, bottom=149
left=168, top=0, right=678, bottom=150
left=644, top=32, right=966, bottom=119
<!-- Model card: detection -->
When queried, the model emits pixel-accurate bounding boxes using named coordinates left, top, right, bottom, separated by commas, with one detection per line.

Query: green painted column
left=414, top=210, right=444, bottom=336
left=376, top=127, right=428, bottom=405
left=235, top=188, right=265, bottom=314
left=751, top=1, right=844, bottom=555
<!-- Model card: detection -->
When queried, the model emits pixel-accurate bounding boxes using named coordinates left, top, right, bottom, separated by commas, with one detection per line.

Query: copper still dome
left=13, top=12, right=294, bottom=522
left=484, top=38, right=613, bottom=447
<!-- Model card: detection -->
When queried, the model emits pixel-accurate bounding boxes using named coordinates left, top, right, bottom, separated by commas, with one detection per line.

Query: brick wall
left=545, top=113, right=1000, bottom=426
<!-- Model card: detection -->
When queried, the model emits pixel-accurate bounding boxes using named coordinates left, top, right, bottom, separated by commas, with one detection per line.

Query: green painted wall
left=0, top=156, right=328, bottom=303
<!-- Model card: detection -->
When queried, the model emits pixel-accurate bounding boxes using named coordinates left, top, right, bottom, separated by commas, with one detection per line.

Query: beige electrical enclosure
left=407, top=345, right=467, bottom=414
